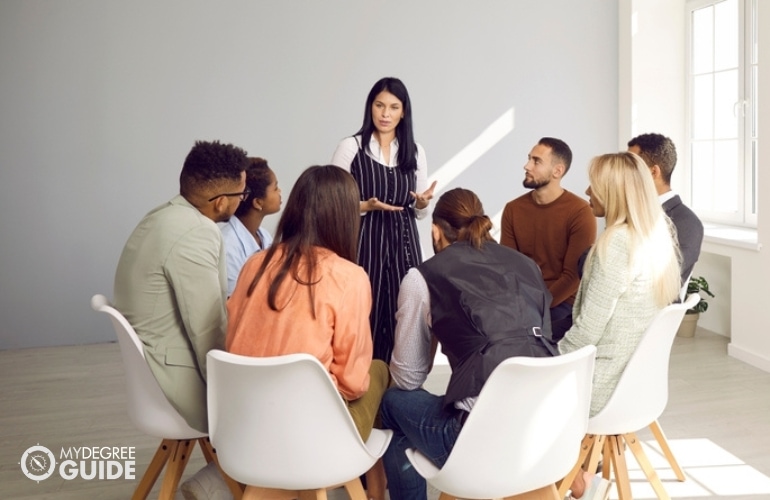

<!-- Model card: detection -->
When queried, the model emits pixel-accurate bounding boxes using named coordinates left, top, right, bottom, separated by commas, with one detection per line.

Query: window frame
left=686, top=0, right=757, bottom=228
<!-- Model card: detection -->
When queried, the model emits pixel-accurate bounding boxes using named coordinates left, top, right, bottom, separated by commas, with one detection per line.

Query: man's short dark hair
left=538, top=137, right=573, bottom=174
left=628, top=133, right=677, bottom=185
left=180, top=140, right=248, bottom=198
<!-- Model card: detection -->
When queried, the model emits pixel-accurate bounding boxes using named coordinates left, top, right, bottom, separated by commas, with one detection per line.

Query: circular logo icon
left=20, top=444, right=56, bottom=482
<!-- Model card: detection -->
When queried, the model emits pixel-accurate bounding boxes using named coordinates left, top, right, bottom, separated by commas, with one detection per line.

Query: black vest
left=418, top=241, right=555, bottom=408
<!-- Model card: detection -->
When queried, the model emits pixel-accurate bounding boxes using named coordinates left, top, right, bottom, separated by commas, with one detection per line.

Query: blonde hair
left=587, top=152, right=681, bottom=307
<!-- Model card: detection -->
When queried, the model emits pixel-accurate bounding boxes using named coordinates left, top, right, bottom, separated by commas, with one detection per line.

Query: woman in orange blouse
left=226, top=164, right=389, bottom=442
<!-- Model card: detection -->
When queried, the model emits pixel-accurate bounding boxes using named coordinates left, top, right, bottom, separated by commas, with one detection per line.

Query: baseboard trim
left=728, top=343, right=770, bottom=373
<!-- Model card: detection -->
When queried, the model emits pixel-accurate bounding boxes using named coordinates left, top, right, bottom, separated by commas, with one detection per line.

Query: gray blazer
left=663, top=194, right=704, bottom=285
left=114, top=195, right=227, bottom=432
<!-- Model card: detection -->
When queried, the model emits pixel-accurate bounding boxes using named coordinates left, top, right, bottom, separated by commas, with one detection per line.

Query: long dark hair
left=247, top=165, right=361, bottom=315
left=355, top=76, right=418, bottom=172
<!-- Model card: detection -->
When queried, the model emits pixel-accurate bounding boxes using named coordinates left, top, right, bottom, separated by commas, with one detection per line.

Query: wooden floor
left=2, top=328, right=770, bottom=500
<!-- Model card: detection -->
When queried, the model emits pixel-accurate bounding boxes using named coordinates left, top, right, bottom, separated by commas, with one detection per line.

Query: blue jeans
left=379, top=387, right=463, bottom=500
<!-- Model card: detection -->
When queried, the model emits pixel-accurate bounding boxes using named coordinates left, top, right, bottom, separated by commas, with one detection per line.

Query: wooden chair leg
left=342, top=478, right=368, bottom=500
left=243, top=485, right=300, bottom=499
left=157, top=439, right=194, bottom=499
left=601, top=434, right=613, bottom=481
left=624, top=432, right=671, bottom=500
left=131, top=439, right=173, bottom=500
left=607, top=435, right=632, bottom=500
left=557, top=434, right=597, bottom=499
left=649, top=420, right=686, bottom=481
left=585, top=434, right=605, bottom=474
left=197, top=437, right=245, bottom=499
left=297, top=489, right=328, bottom=500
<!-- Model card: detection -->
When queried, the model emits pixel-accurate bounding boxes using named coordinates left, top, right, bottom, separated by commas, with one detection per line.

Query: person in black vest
left=379, top=187, right=555, bottom=500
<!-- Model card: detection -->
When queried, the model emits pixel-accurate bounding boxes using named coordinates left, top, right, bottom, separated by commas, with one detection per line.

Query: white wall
left=0, top=0, right=618, bottom=349
left=624, top=0, right=770, bottom=373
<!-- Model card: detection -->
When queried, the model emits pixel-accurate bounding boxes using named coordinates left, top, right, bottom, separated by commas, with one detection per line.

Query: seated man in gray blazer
left=628, top=133, right=704, bottom=286
left=114, top=140, right=248, bottom=433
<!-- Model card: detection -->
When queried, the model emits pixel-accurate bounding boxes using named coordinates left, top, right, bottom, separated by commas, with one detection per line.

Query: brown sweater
left=500, top=190, right=596, bottom=307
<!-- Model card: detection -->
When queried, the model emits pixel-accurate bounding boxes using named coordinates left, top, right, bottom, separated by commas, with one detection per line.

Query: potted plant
left=677, top=275, right=715, bottom=337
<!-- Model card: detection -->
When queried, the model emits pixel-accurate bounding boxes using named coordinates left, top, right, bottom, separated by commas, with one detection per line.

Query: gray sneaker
left=180, top=461, right=234, bottom=500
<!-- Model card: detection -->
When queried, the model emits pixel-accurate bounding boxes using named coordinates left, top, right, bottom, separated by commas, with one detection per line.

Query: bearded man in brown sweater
left=500, top=137, right=597, bottom=341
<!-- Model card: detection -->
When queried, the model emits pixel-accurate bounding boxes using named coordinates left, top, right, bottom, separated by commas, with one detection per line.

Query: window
left=687, top=0, right=757, bottom=227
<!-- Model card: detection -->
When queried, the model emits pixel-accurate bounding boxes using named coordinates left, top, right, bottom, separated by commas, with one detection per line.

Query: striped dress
left=351, top=145, right=422, bottom=362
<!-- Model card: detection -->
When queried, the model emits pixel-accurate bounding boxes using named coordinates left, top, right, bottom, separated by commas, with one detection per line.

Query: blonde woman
left=560, top=152, right=681, bottom=500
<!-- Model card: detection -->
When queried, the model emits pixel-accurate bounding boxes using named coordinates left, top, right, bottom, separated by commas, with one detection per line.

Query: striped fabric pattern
left=351, top=146, right=422, bottom=362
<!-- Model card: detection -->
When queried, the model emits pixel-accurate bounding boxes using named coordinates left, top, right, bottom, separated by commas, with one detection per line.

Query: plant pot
left=677, top=312, right=699, bottom=338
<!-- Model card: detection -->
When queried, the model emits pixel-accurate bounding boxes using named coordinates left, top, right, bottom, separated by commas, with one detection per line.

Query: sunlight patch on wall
left=491, top=209, right=504, bottom=242
left=427, top=107, right=515, bottom=192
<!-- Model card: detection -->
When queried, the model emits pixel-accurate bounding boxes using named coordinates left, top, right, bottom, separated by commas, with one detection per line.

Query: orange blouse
left=226, top=246, right=373, bottom=400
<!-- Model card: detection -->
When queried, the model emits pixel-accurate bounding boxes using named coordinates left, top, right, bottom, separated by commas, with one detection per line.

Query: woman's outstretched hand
left=410, top=180, right=437, bottom=210
left=361, top=198, right=404, bottom=212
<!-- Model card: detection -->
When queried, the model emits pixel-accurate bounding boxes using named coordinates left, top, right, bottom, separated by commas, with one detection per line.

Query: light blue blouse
left=218, top=217, right=273, bottom=296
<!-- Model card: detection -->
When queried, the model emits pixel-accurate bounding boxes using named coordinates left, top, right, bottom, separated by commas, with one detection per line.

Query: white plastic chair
left=206, top=349, right=393, bottom=500
left=90, top=294, right=242, bottom=500
left=558, top=293, right=700, bottom=500
left=405, top=345, right=597, bottom=500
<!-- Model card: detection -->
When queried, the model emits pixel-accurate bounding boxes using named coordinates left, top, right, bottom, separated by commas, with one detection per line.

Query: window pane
left=714, top=69, right=738, bottom=139
left=714, top=0, right=739, bottom=71
left=693, top=74, right=714, bottom=139
left=713, top=139, right=738, bottom=212
left=692, top=6, right=714, bottom=74
left=688, top=0, right=756, bottom=227
left=691, top=141, right=714, bottom=211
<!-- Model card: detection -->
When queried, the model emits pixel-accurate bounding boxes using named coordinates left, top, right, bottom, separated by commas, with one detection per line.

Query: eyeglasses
left=208, top=189, right=251, bottom=203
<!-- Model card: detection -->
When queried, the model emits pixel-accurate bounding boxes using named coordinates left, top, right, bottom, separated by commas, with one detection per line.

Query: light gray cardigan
left=558, top=226, right=661, bottom=417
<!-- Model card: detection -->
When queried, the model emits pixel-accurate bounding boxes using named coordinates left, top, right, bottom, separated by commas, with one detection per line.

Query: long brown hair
left=432, top=188, right=493, bottom=249
left=247, top=165, right=361, bottom=315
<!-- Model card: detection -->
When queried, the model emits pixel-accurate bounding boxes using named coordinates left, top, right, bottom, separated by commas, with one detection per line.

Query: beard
left=523, top=177, right=550, bottom=189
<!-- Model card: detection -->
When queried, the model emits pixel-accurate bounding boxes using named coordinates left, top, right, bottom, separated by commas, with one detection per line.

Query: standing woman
left=332, top=76, right=436, bottom=362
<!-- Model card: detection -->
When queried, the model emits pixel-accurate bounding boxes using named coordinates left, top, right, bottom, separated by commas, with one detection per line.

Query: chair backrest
left=90, top=294, right=205, bottom=440
left=416, top=345, right=596, bottom=499
left=587, top=293, right=700, bottom=435
left=206, top=349, right=392, bottom=490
